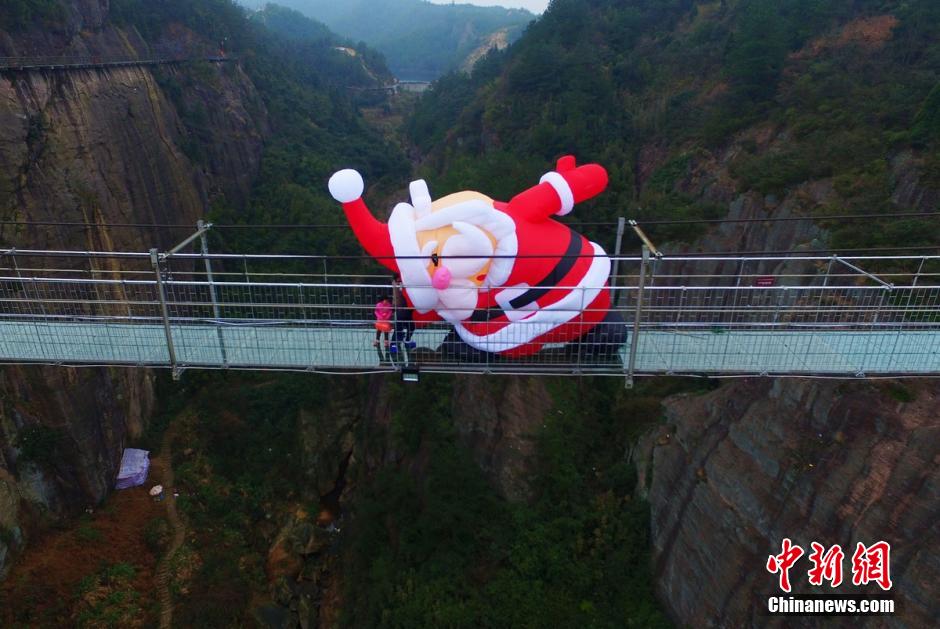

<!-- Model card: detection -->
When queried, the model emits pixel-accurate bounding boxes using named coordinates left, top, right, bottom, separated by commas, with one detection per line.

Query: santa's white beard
left=390, top=195, right=517, bottom=319
left=435, top=278, right=481, bottom=323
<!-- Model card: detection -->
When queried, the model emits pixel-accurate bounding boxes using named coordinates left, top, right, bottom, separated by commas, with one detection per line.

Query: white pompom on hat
left=328, top=169, right=364, bottom=203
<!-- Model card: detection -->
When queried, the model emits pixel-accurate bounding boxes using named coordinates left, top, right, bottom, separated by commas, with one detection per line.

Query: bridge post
left=610, top=217, right=626, bottom=307
left=626, top=245, right=650, bottom=389
left=151, top=249, right=180, bottom=380
left=197, top=220, right=227, bottom=366
left=860, top=285, right=891, bottom=377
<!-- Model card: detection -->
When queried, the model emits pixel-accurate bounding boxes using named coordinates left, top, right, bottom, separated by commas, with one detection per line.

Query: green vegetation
left=0, top=0, right=63, bottom=31
left=12, top=1, right=939, bottom=626
left=13, top=424, right=62, bottom=466
left=76, top=516, right=103, bottom=543
left=343, top=376, right=670, bottom=628
left=265, top=0, right=534, bottom=80
left=143, top=517, right=170, bottom=553
left=111, top=0, right=392, bottom=88
left=74, top=563, right=143, bottom=628
left=884, top=382, right=915, bottom=403
left=249, top=4, right=394, bottom=88
left=409, top=0, right=940, bottom=251
left=165, top=372, right=356, bottom=625
left=110, top=0, right=408, bottom=261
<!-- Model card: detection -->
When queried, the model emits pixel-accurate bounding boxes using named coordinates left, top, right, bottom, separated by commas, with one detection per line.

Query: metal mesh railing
left=0, top=247, right=939, bottom=378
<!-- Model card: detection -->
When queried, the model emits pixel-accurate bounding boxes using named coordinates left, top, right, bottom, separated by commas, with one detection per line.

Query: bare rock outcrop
left=635, top=378, right=939, bottom=627
left=452, top=375, right=551, bottom=501
left=0, top=0, right=267, bottom=578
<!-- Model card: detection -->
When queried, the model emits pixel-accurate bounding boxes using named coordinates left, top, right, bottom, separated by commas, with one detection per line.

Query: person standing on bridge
left=390, top=278, right=416, bottom=354
left=373, top=295, right=393, bottom=347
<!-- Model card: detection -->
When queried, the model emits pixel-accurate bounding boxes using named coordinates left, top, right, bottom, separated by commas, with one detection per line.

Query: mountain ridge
left=242, top=0, right=534, bottom=80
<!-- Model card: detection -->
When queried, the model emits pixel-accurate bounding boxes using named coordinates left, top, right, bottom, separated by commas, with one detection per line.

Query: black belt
left=507, top=228, right=581, bottom=310
left=468, top=228, right=583, bottom=323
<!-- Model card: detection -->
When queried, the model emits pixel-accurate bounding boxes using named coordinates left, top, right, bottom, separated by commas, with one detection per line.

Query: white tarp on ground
left=115, top=448, right=150, bottom=489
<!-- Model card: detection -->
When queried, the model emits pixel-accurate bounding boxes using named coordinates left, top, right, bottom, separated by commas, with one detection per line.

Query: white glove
left=328, top=169, right=364, bottom=203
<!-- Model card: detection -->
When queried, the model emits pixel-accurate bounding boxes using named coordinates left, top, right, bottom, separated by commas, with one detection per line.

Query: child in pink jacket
left=374, top=297, right=393, bottom=347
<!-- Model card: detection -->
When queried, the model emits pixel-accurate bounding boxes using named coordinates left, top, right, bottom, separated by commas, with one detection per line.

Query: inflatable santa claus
left=328, top=155, right=625, bottom=358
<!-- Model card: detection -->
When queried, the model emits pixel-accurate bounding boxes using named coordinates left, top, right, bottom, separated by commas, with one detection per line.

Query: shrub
left=0, top=0, right=63, bottom=31
left=0, top=525, right=16, bottom=547
left=14, top=425, right=62, bottom=466
left=143, top=518, right=170, bottom=553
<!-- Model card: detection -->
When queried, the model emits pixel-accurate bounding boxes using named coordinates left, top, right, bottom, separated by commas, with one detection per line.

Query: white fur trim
left=436, top=279, right=477, bottom=322
left=328, top=169, right=364, bottom=203
left=539, top=171, right=574, bottom=216
left=409, top=180, right=432, bottom=218
left=388, top=202, right=437, bottom=313
left=494, top=283, right=538, bottom=322
left=454, top=242, right=611, bottom=352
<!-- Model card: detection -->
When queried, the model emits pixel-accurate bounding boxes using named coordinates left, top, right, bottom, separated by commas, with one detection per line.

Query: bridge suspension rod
left=151, top=249, right=180, bottom=380
left=626, top=245, right=650, bottom=389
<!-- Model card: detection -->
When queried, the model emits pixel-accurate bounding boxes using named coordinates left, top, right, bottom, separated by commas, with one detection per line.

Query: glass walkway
left=1, top=248, right=938, bottom=380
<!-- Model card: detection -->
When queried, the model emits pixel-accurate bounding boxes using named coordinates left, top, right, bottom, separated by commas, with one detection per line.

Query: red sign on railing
left=755, top=276, right=776, bottom=287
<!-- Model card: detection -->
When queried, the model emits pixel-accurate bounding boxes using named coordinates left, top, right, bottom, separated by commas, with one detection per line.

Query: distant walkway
left=349, top=79, right=431, bottom=94
left=0, top=55, right=233, bottom=72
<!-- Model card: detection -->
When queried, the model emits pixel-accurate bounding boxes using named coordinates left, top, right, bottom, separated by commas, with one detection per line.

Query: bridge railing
left=0, top=248, right=939, bottom=375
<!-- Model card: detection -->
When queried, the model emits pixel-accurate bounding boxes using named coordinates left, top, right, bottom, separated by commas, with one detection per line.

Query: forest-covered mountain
left=2, top=0, right=939, bottom=628
left=243, top=0, right=534, bottom=80
left=410, top=0, right=940, bottom=251
left=403, top=1, right=940, bottom=625
left=247, top=3, right=392, bottom=83
left=108, top=0, right=410, bottom=257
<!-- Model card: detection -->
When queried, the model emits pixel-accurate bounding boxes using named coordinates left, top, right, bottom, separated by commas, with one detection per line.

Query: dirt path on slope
left=153, top=426, right=186, bottom=629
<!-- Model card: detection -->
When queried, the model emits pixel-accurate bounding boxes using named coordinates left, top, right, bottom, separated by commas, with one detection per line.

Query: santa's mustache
left=426, top=222, right=493, bottom=322
left=421, top=222, right=492, bottom=279
left=435, top=279, right=480, bottom=322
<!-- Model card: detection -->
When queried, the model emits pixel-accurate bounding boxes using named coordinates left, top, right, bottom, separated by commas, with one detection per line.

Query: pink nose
left=432, top=266, right=452, bottom=290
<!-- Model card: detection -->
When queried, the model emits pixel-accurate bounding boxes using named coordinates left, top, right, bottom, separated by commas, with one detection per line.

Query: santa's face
left=394, top=190, right=517, bottom=323
left=417, top=192, right=497, bottom=287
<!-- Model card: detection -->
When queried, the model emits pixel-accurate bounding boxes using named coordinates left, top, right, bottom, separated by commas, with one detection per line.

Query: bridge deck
left=2, top=320, right=937, bottom=376
left=3, top=249, right=939, bottom=379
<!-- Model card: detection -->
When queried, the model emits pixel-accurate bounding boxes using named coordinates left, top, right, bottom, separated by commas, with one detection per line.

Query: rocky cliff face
left=0, top=0, right=267, bottom=578
left=452, top=375, right=549, bottom=501
left=635, top=378, right=939, bottom=627
left=629, top=78, right=939, bottom=626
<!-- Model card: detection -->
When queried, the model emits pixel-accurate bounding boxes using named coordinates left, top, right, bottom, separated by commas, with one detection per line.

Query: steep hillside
left=247, top=4, right=394, bottom=87
left=410, top=0, right=940, bottom=253
left=635, top=378, right=938, bottom=627
left=250, top=0, right=534, bottom=80
left=404, top=0, right=940, bottom=625
left=0, top=0, right=405, bottom=587
left=0, top=0, right=267, bottom=583
left=2, top=0, right=937, bottom=626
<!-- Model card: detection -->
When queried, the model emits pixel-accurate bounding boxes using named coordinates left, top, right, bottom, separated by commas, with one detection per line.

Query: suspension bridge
left=1, top=225, right=938, bottom=383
